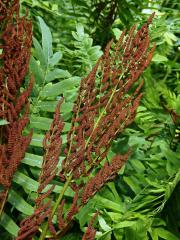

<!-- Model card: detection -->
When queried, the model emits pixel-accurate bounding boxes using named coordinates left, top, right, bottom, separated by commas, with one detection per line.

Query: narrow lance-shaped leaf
left=38, top=16, right=53, bottom=65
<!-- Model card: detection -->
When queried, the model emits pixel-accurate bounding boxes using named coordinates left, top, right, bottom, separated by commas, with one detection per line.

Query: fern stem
left=0, top=189, right=8, bottom=218
left=39, top=175, right=72, bottom=240
left=0, top=76, right=8, bottom=216
left=85, top=68, right=125, bottom=148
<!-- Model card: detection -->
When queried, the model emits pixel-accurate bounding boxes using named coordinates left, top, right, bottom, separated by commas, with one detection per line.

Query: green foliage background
left=0, top=0, right=180, bottom=239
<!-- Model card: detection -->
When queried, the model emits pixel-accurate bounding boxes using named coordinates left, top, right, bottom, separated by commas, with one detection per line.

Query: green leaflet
left=13, top=171, right=73, bottom=197
left=96, top=230, right=112, bottom=239
left=13, top=171, right=39, bottom=192
left=114, top=221, right=136, bottom=229
left=36, top=101, right=74, bottom=113
left=106, top=182, right=122, bottom=203
left=98, top=216, right=111, bottom=231
left=30, top=116, right=71, bottom=131
left=38, top=16, right=53, bottom=65
left=33, top=37, right=46, bottom=69
left=22, top=153, right=64, bottom=169
left=124, top=219, right=149, bottom=240
left=164, top=149, right=180, bottom=176
left=77, top=201, right=97, bottom=228
left=30, top=56, right=44, bottom=84
left=8, top=189, right=34, bottom=215
left=0, top=212, right=19, bottom=237
left=129, top=159, right=146, bottom=172
left=94, top=195, right=123, bottom=213
left=22, top=153, right=43, bottom=167
left=106, top=212, right=122, bottom=223
left=0, top=119, right=9, bottom=125
left=30, top=133, right=67, bottom=147
left=45, top=69, right=71, bottom=82
left=49, top=51, right=63, bottom=66
left=162, top=169, right=180, bottom=208
left=123, top=176, right=142, bottom=195
left=152, top=53, right=168, bottom=62
left=64, top=23, right=102, bottom=76
left=150, top=228, right=179, bottom=240
left=21, top=0, right=61, bottom=16
left=30, top=133, right=44, bottom=147
left=40, top=76, right=81, bottom=98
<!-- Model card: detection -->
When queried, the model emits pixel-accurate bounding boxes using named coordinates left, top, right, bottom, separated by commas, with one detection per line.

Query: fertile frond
left=0, top=0, right=33, bottom=213
left=16, top=13, right=155, bottom=240
left=61, top=13, right=155, bottom=182
left=17, top=100, right=64, bottom=239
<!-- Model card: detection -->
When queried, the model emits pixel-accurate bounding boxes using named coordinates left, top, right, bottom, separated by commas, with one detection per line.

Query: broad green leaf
left=22, top=153, right=43, bottom=167
left=98, top=216, right=111, bottom=231
left=112, top=28, right=122, bottom=40
left=123, top=176, right=141, bottom=194
left=30, top=133, right=67, bottom=147
left=30, top=133, right=44, bottom=147
left=153, top=228, right=179, bottom=240
left=13, top=171, right=73, bottom=197
left=106, top=212, right=122, bottom=223
left=72, top=24, right=84, bottom=41
left=164, top=150, right=180, bottom=176
left=107, top=182, right=122, bottom=203
left=94, top=196, right=123, bottom=213
left=113, top=228, right=124, bottom=240
left=30, top=116, right=52, bottom=130
left=45, top=69, right=71, bottom=82
left=149, top=228, right=160, bottom=240
left=87, top=46, right=102, bottom=61
left=22, top=153, right=64, bottom=169
left=0, top=119, right=9, bottom=125
left=58, top=185, right=74, bottom=196
left=0, top=212, right=19, bottom=236
left=33, top=37, right=46, bottom=68
left=83, top=37, right=93, bottom=48
left=49, top=52, right=63, bottom=66
left=40, top=76, right=81, bottom=98
left=77, top=200, right=97, bottom=228
left=164, top=32, right=177, bottom=46
left=114, top=221, right=136, bottom=229
left=164, top=169, right=180, bottom=201
left=36, top=100, right=59, bottom=112
left=13, top=171, right=39, bottom=192
left=130, top=159, right=146, bottom=172
left=30, top=56, right=44, bottom=84
left=124, top=219, right=149, bottom=240
left=38, top=16, right=53, bottom=64
left=30, top=116, right=71, bottom=132
left=8, top=189, right=34, bottom=215
left=152, top=54, right=168, bottom=62
left=96, top=230, right=112, bottom=239
left=76, top=24, right=84, bottom=37
left=36, top=101, right=73, bottom=113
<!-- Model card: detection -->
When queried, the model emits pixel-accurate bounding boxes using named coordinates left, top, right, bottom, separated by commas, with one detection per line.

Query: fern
left=1, top=2, right=180, bottom=239
left=15, top=13, right=155, bottom=240
left=0, top=16, right=103, bottom=238
left=61, top=23, right=103, bottom=76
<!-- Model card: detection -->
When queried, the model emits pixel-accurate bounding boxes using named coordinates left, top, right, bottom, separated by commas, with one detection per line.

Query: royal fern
left=0, top=0, right=33, bottom=216
left=16, top=13, right=155, bottom=240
